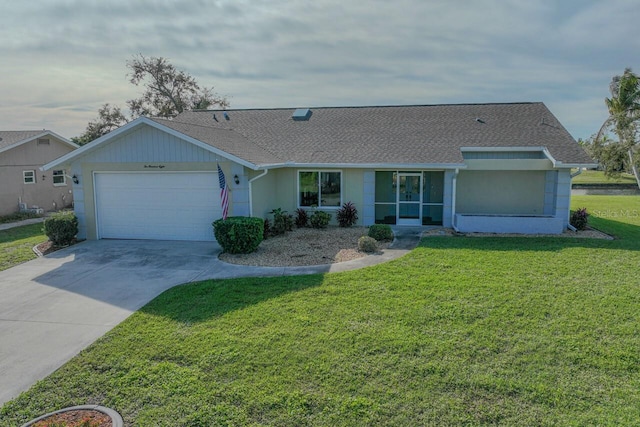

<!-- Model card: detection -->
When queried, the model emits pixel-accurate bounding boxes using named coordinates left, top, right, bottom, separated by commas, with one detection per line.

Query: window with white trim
left=298, top=171, right=342, bottom=207
left=52, top=170, right=66, bottom=186
left=23, top=170, right=35, bottom=184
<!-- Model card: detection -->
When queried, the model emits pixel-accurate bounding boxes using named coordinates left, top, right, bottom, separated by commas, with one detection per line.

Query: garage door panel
left=95, top=172, right=220, bottom=241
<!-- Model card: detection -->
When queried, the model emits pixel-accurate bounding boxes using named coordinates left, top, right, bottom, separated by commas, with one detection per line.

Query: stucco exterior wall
left=456, top=170, right=546, bottom=215
left=251, top=167, right=365, bottom=225
left=0, top=136, right=75, bottom=216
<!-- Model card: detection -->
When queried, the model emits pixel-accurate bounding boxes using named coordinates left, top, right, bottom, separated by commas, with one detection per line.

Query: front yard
left=0, top=223, right=46, bottom=272
left=2, top=196, right=639, bottom=426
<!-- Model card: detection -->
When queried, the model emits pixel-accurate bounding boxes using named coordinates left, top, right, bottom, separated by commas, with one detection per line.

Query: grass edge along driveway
left=2, top=195, right=639, bottom=426
left=0, top=223, right=46, bottom=272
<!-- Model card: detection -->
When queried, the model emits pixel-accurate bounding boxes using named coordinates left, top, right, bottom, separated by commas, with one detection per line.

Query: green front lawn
left=0, top=223, right=47, bottom=272
left=572, top=169, right=637, bottom=185
left=2, top=196, right=640, bottom=426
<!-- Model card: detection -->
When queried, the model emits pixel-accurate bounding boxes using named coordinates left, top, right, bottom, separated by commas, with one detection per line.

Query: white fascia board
left=460, top=146, right=547, bottom=152
left=460, top=146, right=597, bottom=169
left=256, top=162, right=466, bottom=170
left=42, top=118, right=148, bottom=170
left=0, top=130, right=78, bottom=156
left=42, top=117, right=259, bottom=171
left=553, top=162, right=599, bottom=169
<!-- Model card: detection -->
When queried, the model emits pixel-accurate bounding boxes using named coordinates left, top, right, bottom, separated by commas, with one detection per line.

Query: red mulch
left=32, top=409, right=112, bottom=426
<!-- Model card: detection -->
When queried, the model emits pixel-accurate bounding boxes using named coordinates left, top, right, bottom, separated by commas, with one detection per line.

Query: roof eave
left=256, top=162, right=467, bottom=170
left=42, top=117, right=261, bottom=171
left=554, top=162, right=599, bottom=169
left=0, top=130, right=78, bottom=156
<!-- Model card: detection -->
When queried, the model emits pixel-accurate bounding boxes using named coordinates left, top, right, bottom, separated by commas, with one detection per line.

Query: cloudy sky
left=0, top=0, right=637, bottom=141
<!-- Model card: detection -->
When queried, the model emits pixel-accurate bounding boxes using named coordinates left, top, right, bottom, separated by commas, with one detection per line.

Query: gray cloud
left=0, top=0, right=637, bottom=139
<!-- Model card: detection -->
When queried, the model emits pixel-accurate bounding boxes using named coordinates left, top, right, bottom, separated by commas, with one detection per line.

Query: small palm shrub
left=368, top=224, right=393, bottom=241
left=213, top=216, right=264, bottom=254
left=570, top=207, right=589, bottom=230
left=295, top=208, right=309, bottom=228
left=43, top=212, right=78, bottom=246
left=358, top=236, right=378, bottom=253
left=336, top=201, right=358, bottom=227
left=310, top=210, right=331, bottom=229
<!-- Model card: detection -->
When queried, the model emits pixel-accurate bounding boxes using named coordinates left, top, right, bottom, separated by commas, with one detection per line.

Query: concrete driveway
left=0, top=232, right=419, bottom=406
left=0, top=239, right=225, bottom=406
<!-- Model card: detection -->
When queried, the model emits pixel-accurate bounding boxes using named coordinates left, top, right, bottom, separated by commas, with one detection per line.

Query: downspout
left=248, top=169, right=269, bottom=217
left=567, top=168, right=582, bottom=232
left=451, top=168, right=460, bottom=232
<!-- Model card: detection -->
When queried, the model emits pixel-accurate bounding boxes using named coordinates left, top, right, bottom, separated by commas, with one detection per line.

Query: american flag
left=217, top=164, right=229, bottom=219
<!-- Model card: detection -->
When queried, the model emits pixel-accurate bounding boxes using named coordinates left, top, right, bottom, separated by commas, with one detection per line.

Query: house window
left=23, top=170, right=36, bottom=184
left=53, top=170, right=66, bottom=186
left=299, top=171, right=342, bottom=207
left=37, top=138, right=50, bottom=145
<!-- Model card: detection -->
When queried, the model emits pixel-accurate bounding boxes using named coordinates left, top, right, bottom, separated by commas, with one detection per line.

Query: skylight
left=292, top=108, right=312, bottom=121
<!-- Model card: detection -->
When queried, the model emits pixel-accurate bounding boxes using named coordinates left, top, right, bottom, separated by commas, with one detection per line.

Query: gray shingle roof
left=0, top=131, right=48, bottom=151
left=167, top=103, right=593, bottom=167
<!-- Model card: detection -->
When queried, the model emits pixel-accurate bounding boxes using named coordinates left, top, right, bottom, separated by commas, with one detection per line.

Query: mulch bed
left=35, top=240, right=79, bottom=256
left=31, top=409, right=112, bottom=426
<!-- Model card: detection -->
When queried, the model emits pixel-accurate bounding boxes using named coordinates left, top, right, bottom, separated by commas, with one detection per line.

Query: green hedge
left=213, top=216, right=264, bottom=254
left=43, top=212, right=78, bottom=246
left=368, top=224, right=393, bottom=241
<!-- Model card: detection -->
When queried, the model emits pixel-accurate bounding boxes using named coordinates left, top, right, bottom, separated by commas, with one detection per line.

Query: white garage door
left=95, top=172, right=220, bottom=241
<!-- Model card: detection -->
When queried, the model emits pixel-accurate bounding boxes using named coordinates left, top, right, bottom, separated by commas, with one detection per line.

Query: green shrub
left=295, top=208, right=309, bottom=228
left=310, top=210, right=331, bottom=229
left=269, top=208, right=294, bottom=236
left=368, top=224, right=393, bottom=241
left=570, top=207, right=589, bottom=230
left=358, top=236, right=378, bottom=253
left=263, top=218, right=271, bottom=239
left=336, top=201, right=358, bottom=227
left=213, top=216, right=264, bottom=254
left=43, top=212, right=78, bottom=246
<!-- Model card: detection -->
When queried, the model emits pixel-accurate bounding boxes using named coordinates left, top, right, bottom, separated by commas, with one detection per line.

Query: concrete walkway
left=0, top=216, right=46, bottom=231
left=0, top=229, right=421, bottom=406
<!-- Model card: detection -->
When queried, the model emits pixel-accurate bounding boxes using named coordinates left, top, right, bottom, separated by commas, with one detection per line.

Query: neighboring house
left=43, top=103, right=596, bottom=241
left=0, top=130, right=78, bottom=216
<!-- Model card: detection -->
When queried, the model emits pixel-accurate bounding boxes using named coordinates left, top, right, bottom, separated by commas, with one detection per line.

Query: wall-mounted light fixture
left=234, top=174, right=240, bottom=185
left=72, top=175, right=79, bottom=184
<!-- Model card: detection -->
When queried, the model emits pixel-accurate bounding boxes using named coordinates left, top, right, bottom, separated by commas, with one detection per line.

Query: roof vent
left=475, top=118, right=485, bottom=124
left=292, top=108, right=312, bottom=121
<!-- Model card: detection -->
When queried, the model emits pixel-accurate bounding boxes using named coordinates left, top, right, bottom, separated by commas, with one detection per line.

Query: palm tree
left=596, top=68, right=640, bottom=189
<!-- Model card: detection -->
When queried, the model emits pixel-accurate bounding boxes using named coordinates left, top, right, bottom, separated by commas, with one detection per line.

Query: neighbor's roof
left=0, top=130, right=77, bottom=154
left=170, top=103, right=594, bottom=167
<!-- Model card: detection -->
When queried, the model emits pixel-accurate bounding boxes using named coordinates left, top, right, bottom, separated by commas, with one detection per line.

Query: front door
left=397, top=173, right=422, bottom=225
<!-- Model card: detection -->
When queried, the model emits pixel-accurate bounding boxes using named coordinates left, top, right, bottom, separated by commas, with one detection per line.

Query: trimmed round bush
left=43, top=212, right=78, bottom=246
left=368, top=224, right=393, bottom=241
left=358, top=236, right=378, bottom=253
left=213, top=216, right=264, bottom=254
left=310, top=210, right=331, bottom=229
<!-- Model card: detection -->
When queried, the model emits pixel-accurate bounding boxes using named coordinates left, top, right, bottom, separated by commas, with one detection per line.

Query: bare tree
left=126, top=54, right=229, bottom=118
left=73, top=55, right=229, bottom=144
left=71, top=104, right=127, bottom=145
